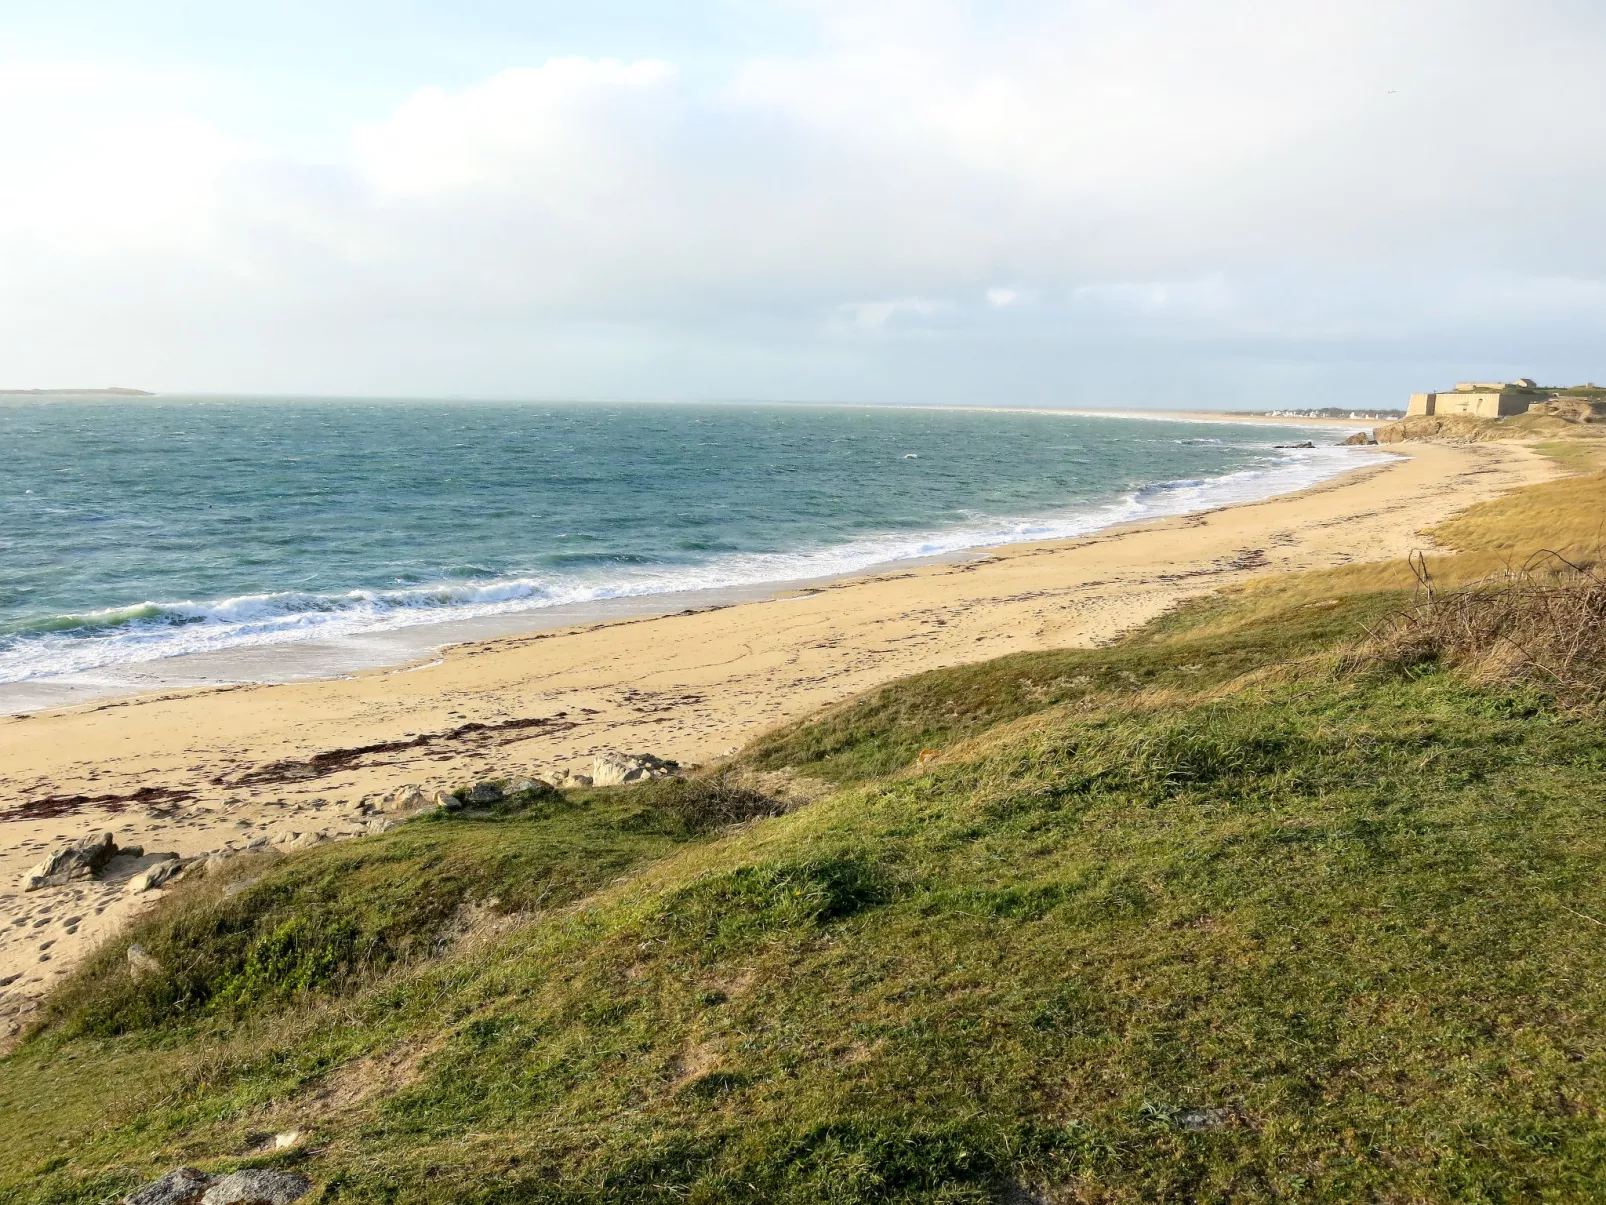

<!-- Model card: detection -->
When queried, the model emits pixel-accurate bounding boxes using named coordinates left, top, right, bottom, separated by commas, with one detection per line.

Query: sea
left=0, top=398, right=1364, bottom=705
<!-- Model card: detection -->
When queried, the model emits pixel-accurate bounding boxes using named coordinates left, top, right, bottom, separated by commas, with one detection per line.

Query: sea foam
left=0, top=440, right=1370, bottom=684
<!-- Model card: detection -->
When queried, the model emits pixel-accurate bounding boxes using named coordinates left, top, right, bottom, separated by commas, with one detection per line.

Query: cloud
left=0, top=0, right=1604, bottom=402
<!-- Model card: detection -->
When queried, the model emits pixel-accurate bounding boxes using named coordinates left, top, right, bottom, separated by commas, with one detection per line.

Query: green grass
left=736, top=591, right=1408, bottom=785
left=10, top=470, right=1606, bottom=1202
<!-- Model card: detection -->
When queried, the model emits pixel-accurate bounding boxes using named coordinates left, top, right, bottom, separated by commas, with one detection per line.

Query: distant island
left=0, top=387, right=153, bottom=397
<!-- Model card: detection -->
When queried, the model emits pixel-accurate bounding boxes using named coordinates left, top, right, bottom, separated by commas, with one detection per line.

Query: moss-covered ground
left=7, top=473, right=1606, bottom=1204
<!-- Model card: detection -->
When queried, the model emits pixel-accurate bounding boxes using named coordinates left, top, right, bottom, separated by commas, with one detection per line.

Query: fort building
left=1406, top=380, right=1546, bottom=419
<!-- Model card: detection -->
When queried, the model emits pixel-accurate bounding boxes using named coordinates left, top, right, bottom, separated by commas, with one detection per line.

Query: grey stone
left=123, top=1166, right=216, bottom=1205
left=1176, top=1106, right=1232, bottom=1132
left=25, top=832, right=122, bottom=891
left=465, top=782, right=503, bottom=804
left=592, top=752, right=679, bottom=787
left=128, top=856, right=186, bottom=893
left=434, top=790, right=463, bottom=812
left=200, top=1170, right=312, bottom=1205
left=385, top=784, right=429, bottom=811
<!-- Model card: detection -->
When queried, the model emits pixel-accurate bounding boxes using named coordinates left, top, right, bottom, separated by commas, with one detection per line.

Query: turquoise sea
left=0, top=399, right=1359, bottom=685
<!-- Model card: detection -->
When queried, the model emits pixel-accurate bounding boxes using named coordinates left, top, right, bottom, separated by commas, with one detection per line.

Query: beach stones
left=592, top=752, right=680, bottom=787
left=464, top=782, right=504, bottom=805
left=123, top=1167, right=216, bottom=1205
left=433, top=789, right=464, bottom=812
left=25, top=832, right=124, bottom=891
left=201, top=1170, right=312, bottom=1204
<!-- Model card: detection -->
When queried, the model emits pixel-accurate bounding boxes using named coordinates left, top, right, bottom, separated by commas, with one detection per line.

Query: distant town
left=1238, top=407, right=1406, bottom=420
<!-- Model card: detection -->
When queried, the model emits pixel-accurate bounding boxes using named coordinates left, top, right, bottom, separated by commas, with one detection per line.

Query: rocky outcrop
left=592, top=752, right=681, bottom=787
left=1526, top=397, right=1606, bottom=423
left=201, top=1170, right=312, bottom=1205
left=123, top=1167, right=215, bottom=1205
left=1372, top=414, right=1494, bottom=443
left=25, top=833, right=150, bottom=891
left=127, top=855, right=187, bottom=893
left=464, top=782, right=504, bottom=805
left=123, top=1169, right=312, bottom=1205
left=1339, top=430, right=1376, bottom=446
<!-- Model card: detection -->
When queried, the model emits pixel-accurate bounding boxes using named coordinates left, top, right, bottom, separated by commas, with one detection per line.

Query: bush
left=1362, top=556, right=1606, bottom=700
left=614, top=773, right=787, bottom=834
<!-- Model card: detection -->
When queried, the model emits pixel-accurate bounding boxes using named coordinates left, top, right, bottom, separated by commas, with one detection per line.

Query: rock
left=200, top=1169, right=313, bottom=1205
left=504, top=777, right=547, bottom=795
left=1339, top=430, right=1376, bottom=445
left=553, top=771, right=592, bottom=789
left=434, top=790, right=463, bottom=812
left=592, top=752, right=680, bottom=787
left=1273, top=440, right=1316, bottom=449
left=1176, top=1106, right=1232, bottom=1132
left=25, top=832, right=122, bottom=891
left=127, top=943, right=162, bottom=978
left=464, top=781, right=504, bottom=805
left=366, top=816, right=400, bottom=834
left=123, top=1167, right=217, bottom=1205
left=272, top=1130, right=304, bottom=1150
left=385, top=784, right=430, bottom=811
left=128, top=856, right=186, bottom=893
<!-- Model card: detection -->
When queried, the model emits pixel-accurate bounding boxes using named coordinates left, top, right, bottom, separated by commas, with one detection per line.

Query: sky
left=1, top=0, right=1604, bottom=408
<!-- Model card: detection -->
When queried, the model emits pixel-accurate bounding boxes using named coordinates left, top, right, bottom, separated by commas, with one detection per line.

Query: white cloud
left=1, top=1, right=1604, bottom=402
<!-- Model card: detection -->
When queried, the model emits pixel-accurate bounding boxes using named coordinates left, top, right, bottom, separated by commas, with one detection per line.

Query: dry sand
left=0, top=439, right=1559, bottom=1038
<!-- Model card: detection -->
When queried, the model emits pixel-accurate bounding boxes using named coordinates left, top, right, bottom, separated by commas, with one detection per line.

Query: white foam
left=0, top=444, right=1378, bottom=684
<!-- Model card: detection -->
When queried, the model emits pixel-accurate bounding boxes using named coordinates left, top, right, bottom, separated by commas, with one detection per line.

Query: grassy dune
left=8, top=473, right=1606, bottom=1203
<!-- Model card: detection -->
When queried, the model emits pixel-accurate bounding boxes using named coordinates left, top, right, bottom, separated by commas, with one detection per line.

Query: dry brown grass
left=1432, top=469, right=1606, bottom=568
left=1359, top=555, right=1606, bottom=700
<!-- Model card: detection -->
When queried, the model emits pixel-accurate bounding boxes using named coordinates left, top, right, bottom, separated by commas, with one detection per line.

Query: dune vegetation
left=8, top=469, right=1606, bottom=1204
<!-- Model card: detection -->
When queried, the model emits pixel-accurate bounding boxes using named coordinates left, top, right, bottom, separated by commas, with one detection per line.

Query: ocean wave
left=0, top=444, right=1373, bottom=684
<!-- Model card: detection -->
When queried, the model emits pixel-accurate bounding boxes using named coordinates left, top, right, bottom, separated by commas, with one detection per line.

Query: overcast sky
left=2, top=0, right=1603, bottom=407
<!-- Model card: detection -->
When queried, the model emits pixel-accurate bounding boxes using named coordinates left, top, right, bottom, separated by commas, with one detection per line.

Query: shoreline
left=1, top=419, right=1370, bottom=714
left=0, top=438, right=1559, bottom=1033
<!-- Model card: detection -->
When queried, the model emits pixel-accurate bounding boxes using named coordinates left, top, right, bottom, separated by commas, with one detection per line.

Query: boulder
left=1339, top=430, right=1376, bottom=445
left=128, top=855, right=186, bottom=893
left=464, top=782, right=504, bottom=805
left=200, top=1170, right=313, bottom=1205
left=504, top=777, right=548, bottom=795
left=592, top=752, right=680, bottom=787
left=1273, top=440, right=1316, bottom=449
left=25, top=832, right=124, bottom=891
left=552, top=771, right=593, bottom=789
left=123, top=1167, right=217, bottom=1205
left=434, top=790, right=463, bottom=812
left=385, top=784, right=430, bottom=811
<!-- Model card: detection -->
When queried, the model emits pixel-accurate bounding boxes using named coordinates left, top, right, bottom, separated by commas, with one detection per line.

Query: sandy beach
left=0, top=437, right=1558, bottom=1036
